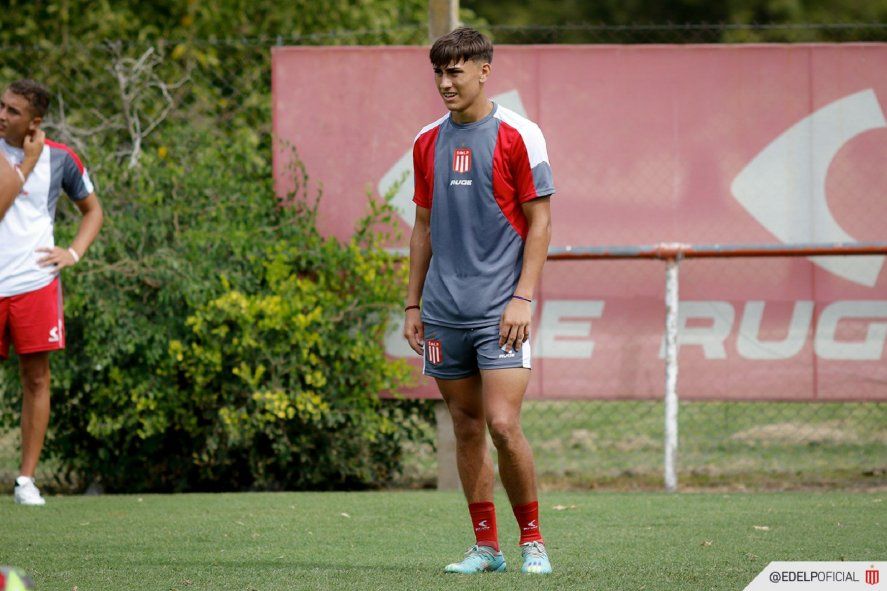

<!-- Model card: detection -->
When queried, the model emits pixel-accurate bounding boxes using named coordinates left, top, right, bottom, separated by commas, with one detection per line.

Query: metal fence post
left=663, top=256, right=681, bottom=491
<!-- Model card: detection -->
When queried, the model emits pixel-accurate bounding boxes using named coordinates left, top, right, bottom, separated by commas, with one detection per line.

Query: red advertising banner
left=272, top=44, right=887, bottom=401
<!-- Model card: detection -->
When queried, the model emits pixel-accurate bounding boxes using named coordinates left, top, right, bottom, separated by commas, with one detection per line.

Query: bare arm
left=0, top=129, right=44, bottom=221
left=0, top=156, right=19, bottom=221
left=402, top=205, right=432, bottom=355
left=36, top=193, right=104, bottom=270
left=498, top=196, right=552, bottom=352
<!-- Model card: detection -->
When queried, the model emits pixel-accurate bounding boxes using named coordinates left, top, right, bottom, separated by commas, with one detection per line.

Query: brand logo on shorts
left=48, top=323, right=62, bottom=343
left=452, top=148, right=472, bottom=174
left=427, top=339, right=443, bottom=365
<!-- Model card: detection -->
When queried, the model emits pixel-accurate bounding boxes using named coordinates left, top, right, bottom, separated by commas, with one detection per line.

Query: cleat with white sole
left=520, top=540, right=552, bottom=574
left=14, top=476, right=46, bottom=506
left=444, top=545, right=506, bottom=574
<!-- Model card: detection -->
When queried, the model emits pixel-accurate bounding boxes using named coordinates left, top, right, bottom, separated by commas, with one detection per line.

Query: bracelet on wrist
left=404, top=304, right=420, bottom=312
left=512, top=295, right=532, bottom=303
left=13, top=164, right=25, bottom=184
left=67, top=247, right=80, bottom=264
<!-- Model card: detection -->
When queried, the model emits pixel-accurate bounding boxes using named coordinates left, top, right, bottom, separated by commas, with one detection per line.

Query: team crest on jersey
left=426, top=339, right=443, bottom=365
left=452, top=148, right=472, bottom=174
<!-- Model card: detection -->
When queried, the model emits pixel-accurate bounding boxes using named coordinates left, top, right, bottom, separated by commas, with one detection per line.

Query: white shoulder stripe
left=414, top=113, right=449, bottom=143
left=494, top=105, right=550, bottom=169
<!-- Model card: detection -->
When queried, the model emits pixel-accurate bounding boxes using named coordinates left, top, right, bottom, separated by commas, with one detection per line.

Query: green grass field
left=1, top=490, right=883, bottom=590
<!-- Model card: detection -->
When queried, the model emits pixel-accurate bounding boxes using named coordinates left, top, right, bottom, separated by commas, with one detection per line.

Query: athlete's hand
left=403, top=308, right=425, bottom=356
left=499, top=298, right=532, bottom=352
left=23, top=129, right=45, bottom=165
left=36, top=246, right=77, bottom=271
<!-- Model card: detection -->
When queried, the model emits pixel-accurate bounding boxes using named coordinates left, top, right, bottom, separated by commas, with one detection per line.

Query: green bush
left=0, top=127, right=432, bottom=492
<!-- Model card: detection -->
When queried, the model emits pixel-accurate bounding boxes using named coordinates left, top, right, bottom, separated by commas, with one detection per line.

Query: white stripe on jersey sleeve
left=82, top=169, right=95, bottom=195
left=494, top=105, right=550, bottom=169
left=413, top=113, right=450, bottom=143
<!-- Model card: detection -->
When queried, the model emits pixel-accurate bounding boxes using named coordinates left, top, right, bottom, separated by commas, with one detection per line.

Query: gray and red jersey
left=0, top=138, right=94, bottom=297
left=412, top=103, right=554, bottom=328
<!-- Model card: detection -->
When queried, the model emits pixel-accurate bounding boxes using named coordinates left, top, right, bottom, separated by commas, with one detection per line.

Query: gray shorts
left=423, top=323, right=532, bottom=380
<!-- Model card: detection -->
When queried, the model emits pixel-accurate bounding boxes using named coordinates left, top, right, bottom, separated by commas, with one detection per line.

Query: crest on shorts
left=426, top=339, right=443, bottom=365
left=452, top=148, right=472, bottom=174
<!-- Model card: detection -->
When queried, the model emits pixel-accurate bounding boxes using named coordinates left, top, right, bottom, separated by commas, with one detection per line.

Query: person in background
left=0, top=79, right=104, bottom=505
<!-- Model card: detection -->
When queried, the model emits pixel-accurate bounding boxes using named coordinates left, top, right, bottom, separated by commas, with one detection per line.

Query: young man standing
left=0, top=79, right=103, bottom=505
left=403, top=28, right=554, bottom=574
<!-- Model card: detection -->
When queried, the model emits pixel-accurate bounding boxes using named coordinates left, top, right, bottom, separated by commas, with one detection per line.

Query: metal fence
left=1, top=23, right=885, bottom=491
left=398, top=254, right=887, bottom=491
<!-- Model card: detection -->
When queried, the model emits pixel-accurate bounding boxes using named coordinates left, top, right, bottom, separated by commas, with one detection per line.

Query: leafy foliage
left=464, top=0, right=887, bottom=28
left=0, top=125, right=430, bottom=493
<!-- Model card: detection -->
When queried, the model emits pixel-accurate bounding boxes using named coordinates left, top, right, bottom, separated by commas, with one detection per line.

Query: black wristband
left=512, top=295, right=532, bottom=303
left=405, top=305, right=420, bottom=312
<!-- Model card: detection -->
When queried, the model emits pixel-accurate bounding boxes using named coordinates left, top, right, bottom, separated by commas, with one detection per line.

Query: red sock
left=468, top=501, right=499, bottom=551
left=513, top=501, right=543, bottom=545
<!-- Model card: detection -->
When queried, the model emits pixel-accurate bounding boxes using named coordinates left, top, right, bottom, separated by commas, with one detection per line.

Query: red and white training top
left=0, top=138, right=94, bottom=297
left=412, top=103, right=555, bottom=328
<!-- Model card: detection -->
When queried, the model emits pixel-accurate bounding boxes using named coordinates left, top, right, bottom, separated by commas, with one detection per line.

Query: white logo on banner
left=378, top=90, right=528, bottom=227
left=731, top=89, right=886, bottom=287
left=743, top=561, right=884, bottom=590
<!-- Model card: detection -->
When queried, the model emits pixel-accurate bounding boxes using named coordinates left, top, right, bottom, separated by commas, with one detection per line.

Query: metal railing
left=548, top=241, right=887, bottom=490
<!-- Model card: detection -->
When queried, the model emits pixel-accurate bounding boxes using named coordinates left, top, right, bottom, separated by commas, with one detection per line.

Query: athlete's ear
left=480, top=62, right=491, bottom=83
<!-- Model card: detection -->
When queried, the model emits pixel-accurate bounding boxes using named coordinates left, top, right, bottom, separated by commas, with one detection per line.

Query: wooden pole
left=428, top=0, right=459, bottom=41
left=428, top=0, right=460, bottom=492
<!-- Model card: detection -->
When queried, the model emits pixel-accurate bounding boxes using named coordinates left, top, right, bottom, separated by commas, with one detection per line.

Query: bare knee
left=448, top=406, right=486, bottom=443
left=487, top=416, right=524, bottom=451
left=21, top=365, right=51, bottom=397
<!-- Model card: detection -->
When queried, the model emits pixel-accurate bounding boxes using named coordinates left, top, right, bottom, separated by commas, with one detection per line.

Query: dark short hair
left=430, top=27, right=493, bottom=68
left=6, top=79, right=51, bottom=118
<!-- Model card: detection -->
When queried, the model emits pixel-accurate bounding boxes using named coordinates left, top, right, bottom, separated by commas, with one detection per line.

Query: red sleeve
left=509, top=132, right=539, bottom=203
left=412, top=140, right=431, bottom=208
left=412, top=126, right=440, bottom=209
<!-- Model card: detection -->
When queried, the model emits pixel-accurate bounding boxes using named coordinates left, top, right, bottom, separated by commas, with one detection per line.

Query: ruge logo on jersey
left=426, top=339, right=443, bottom=365
left=452, top=148, right=472, bottom=174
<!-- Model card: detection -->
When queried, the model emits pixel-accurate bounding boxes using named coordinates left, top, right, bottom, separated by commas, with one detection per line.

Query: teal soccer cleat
left=520, top=541, right=552, bottom=574
left=444, top=545, right=506, bottom=574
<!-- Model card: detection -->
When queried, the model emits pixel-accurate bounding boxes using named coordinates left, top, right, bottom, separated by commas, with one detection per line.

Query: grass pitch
left=0, top=490, right=883, bottom=590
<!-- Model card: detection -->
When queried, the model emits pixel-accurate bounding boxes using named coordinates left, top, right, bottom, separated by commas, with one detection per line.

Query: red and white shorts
left=0, top=277, right=65, bottom=359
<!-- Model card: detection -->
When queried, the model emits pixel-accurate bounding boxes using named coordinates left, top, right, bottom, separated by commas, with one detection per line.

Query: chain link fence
left=1, top=23, right=885, bottom=490
left=399, top=258, right=887, bottom=491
